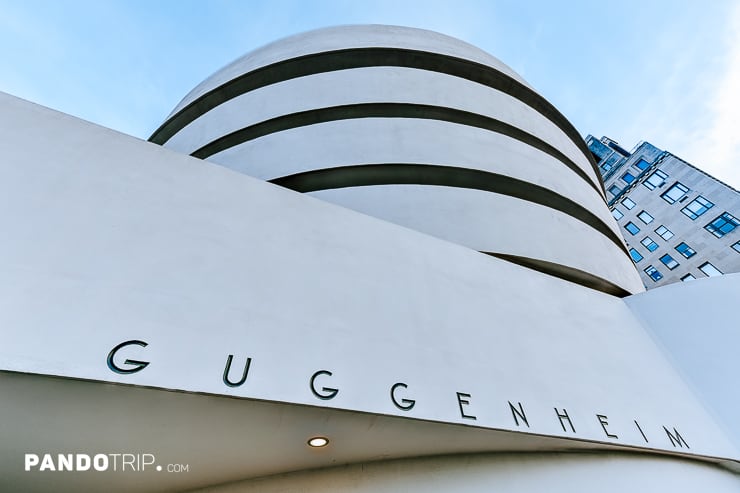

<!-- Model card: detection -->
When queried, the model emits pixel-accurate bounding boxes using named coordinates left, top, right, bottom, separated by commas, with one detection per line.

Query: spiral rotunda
left=151, top=25, right=643, bottom=296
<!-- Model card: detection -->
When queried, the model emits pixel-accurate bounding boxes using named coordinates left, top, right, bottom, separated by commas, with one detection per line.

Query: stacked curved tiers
left=151, top=25, right=644, bottom=296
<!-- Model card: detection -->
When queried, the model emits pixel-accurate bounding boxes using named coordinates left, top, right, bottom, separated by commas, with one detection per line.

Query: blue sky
left=1, top=0, right=739, bottom=187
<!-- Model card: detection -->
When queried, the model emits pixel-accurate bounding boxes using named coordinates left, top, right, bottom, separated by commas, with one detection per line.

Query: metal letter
left=107, top=340, right=149, bottom=374
left=390, top=382, right=416, bottom=411
left=310, top=370, right=338, bottom=400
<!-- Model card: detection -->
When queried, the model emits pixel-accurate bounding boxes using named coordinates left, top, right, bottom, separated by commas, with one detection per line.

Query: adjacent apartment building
left=587, top=135, right=740, bottom=288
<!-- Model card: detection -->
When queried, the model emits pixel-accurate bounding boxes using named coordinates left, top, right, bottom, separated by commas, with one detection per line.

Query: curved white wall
left=310, top=185, right=639, bottom=290
left=626, top=273, right=740, bottom=451
left=206, top=119, right=620, bottom=238
left=151, top=26, right=643, bottom=295
left=164, top=67, right=593, bottom=185
left=194, top=453, right=740, bottom=493
left=170, top=25, right=532, bottom=115
left=154, top=25, right=643, bottom=296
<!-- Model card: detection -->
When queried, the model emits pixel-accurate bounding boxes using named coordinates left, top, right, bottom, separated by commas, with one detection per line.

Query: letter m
left=663, top=426, right=689, bottom=449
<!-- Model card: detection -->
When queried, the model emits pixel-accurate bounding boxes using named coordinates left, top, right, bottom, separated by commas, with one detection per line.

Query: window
left=655, top=225, right=674, bottom=241
left=624, top=222, right=640, bottom=235
left=629, top=248, right=644, bottom=263
left=733, top=241, right=740, bottom=253
left=681, top=196, right=714, bottom=220
left=644, top=265, right=663, bottom=282
left=659, top=254, right=679, bottom=270
left=661, top=182, right=689, bottom=204
left=622, top=197, right=636, bottom=210
left=680, top=273, right=696, bottom=282
left=637, top=210, right=654, bottom=224
left=622, top=172, right=636, bottom=184
left=641, top=237, right=659, bottom=252
left=612, top=208, right=624, bottom=220
left=643, top=169, right=668, bottom=190
left=608, top=185, right=621, bottom=196
left=675, top=242, right=696, bottom=258
left=600, top=154, right=621, bottom=174
left=699, top=262, right=723, bottom=277
left=705, top=212, right=739, bottom=238
left=635, top=159, right=651, bottom=170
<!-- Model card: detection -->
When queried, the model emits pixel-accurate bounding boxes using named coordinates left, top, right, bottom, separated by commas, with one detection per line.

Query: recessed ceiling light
left=307, top=436, right=329, bottom=448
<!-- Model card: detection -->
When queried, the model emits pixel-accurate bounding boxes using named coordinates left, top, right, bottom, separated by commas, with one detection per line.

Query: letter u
left=223, top=355, right=252, bottom=387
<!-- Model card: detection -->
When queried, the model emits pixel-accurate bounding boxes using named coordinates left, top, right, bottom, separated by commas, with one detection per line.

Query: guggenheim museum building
left=1, top=25, right=738, bottom=492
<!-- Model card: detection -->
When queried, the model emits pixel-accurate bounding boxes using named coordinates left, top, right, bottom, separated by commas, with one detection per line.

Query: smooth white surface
left=207, top=118, right=619, bottom=243
left=194, top=453, right=740, bottom=493
left=309, top=185, right=638, bottom=291
left=160, top=26, right=639, bottom=292
left=626, top=273, right=740, bottom=451
left=207, top=116, right=613, bottom=232
left=166, top=66, right=594, bottom=186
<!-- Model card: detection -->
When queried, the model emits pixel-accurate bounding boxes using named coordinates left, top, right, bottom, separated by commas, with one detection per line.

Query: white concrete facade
left=154, top=25, right=639, bottom=295
left=0, top=26, right=738, bottom=492
left=192, top=454, right=740, bottom=493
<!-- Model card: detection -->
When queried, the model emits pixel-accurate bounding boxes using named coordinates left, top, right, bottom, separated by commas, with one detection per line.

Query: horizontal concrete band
left=483, top=252, right=631, bottom=297
left=191, top=102, right=602, bottom=196
left=205, top=119, right=621, bottom=239
left=269, top=163, right=628, bottom=256
left=163, top=67, right=588, bottom=173
left=150, top=47, right=604, bottom=193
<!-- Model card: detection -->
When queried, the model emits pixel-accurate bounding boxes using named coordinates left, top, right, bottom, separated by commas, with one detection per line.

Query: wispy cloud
left=616, top=3, right=740, bottom=189
left=675, top=4, right=740, bottom=188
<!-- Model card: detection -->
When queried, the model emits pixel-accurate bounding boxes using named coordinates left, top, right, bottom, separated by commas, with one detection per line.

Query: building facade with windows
left=587, top=135, right=740, bottom=288
left=1, top=26, right=739, bottom=492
